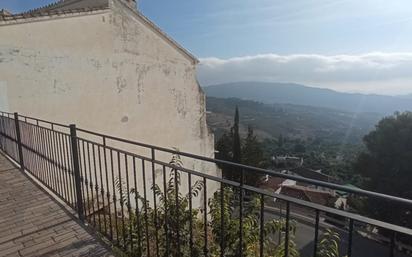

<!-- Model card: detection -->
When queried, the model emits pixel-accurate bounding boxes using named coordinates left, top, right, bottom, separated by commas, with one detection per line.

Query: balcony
left=0, top=111, right=411, bottom=257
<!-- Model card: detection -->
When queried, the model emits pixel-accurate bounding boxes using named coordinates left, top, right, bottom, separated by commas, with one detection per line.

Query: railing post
left=70, top=124, right=85, bottom=222
left=14, top=112, right=24, bottom=171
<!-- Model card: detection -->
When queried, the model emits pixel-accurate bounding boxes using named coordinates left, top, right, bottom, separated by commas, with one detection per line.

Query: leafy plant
left=208, top=187, right=298, bottom=257
left=317, top=229, right=341, bottom=257
left=108, top=152, right=347, bottom=257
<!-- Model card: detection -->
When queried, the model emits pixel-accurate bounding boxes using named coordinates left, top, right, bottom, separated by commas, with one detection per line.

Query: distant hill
left=206, top=97, right=382, bottom=144
left=399, top=94, right=412, bottom=99
left=203, top=82, right=412, bottom=114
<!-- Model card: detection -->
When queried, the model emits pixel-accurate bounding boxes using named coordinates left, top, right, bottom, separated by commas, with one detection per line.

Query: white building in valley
left=0, top=0, right=218, bottom=206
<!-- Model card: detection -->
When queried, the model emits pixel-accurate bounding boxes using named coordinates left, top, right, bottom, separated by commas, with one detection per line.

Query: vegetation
left=108, top=152, right=311, bottom=257
left=206, top=97, right=381, bottom=145
left=354, top=111, right=412, bottom=239
left=210, top=97, right=373, bottom=186
left=109, top=108, right=412, bottom=256
left=317, top=229, right=343, bottom=257
left=216, top=106, right=266, bottom=186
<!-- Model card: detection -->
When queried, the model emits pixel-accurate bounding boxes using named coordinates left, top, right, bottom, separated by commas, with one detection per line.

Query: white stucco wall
left=0, top=0, right=218, bottom=207
left=0, top=81, right=8, bottom=112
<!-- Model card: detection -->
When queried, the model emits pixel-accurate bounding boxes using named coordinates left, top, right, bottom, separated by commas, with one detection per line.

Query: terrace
left=0, top=111, right=411, bottom=257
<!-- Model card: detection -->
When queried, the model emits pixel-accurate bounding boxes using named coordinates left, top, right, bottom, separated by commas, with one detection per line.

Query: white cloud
left=197, top=53, right=412, bottom=95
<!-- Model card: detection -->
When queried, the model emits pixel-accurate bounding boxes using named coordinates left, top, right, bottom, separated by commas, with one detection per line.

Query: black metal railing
left=0, top=111, right=412, bottom=257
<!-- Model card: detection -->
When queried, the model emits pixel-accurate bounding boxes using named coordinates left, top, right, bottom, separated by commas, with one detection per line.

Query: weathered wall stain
left=121, top=115, right=129, bottom=123
left=116, top=76, right=127, bottom=93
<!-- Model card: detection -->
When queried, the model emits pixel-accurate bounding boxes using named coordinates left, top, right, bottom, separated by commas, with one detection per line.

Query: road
left=264, top=207, right=409, bottom=257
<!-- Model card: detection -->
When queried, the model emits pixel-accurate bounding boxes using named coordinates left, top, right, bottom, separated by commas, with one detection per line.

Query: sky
left=2, top=0, right=412, bottom=95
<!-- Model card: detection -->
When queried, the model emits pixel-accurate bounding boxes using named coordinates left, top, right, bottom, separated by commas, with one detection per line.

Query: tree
left=293, top=143, right=306, bottom=153
left=216, top=132, right=233, bottom=161
left=354, top=112, right=412, bottom=237
left=277, top=134, right=284, bottom=148
left=217, top=107, right=243, bottom=181
left=232, top=106, right=242, bottom=165
left=242, top=126, right=264, bottom=186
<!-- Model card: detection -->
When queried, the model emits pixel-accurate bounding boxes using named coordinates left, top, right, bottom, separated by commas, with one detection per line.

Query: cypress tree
left=232, top=106, right=241, bottom=164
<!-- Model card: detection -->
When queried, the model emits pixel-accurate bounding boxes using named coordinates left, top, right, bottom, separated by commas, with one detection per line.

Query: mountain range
left=203, top=82, right=412, bottom=114
left=206, top=97, right=382, bottom=144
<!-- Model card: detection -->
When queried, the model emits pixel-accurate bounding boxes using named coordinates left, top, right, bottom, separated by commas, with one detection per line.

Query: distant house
left=260, top=175, right=338, bottom=207
left=260, top=175, right=295, bottom=193
left=280, top=185, right=335, bottom=206
left=272, top=155, right=303, bottom=168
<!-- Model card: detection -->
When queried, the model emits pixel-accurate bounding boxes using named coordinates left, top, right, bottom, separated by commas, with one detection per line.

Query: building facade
left=0, top=0, right=218, bottom=206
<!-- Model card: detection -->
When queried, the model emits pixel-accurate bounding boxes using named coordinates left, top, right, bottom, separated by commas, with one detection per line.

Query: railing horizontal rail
left=78, top=134, right=412, bottom=236
left=77, top=127, right=412, bottom=207
left=19, top=115, right=70, bottom=129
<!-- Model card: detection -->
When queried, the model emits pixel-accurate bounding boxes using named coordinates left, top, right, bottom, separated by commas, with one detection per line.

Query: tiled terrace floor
left=0, top=153, right=114, bottom=257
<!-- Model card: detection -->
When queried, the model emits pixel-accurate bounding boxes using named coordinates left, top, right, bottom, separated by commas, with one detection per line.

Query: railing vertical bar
left=14, top=113, right=24, bottom=171
left=61, top=134, right=72, bottom=203
left=30, top=122, right=36, bottom=177
left=69, top=125, right=84, bottom=222
left=259, top=194, right=264, bottom=257
left=0, top=115, right=3, bottom=151
left=175, top=162, right=181, bottom=256
left=389, top=232, right=396, bottom=257
left=33, top=126, right=43, bottom=182
left=61, top=134, right=72, bottom=205
left=163, top=165, right=170, bottom=257
left=82, top=141, right=91, bottom=221
left=48, top=128, right=59, bottom=193
left=188, top=173, right=193, bottom=257
left=97, top=145, right=108, bottom=237
left=220, top=182, right=225, bottom=257
left=117, top=152, right=126, bottom=250
left=39, top=126, right=46, bottom=181
left=239, top=169, right=244, bottom=257
left=79, top=139, right=88, bottom=220
left=110, top=149, right=119, bottom=246
left=57, top=131, right=66, bottom=199
left=151, top=148, right=160, bottom=257
left=65, top=135, right=76, bottom=208
left=133, top=157, right=142, bottom=256
left=87, top=142, right=98, bottom=225
left=44, top=127, right=52, bottom=186
left=29, top=123, right=34, bottom=175
left=285, top=201, right=290, bottom=257
left=142, top=159, right=150, bottom=257
left=313, top=210, right=320, bottom=257
left=348, top=219, right=354, bottom=257
left=52, top=128, right=61, bottom=194
left=57, top=132, right=66, bottom=200
left=45, top=127, right=54, bottom=187
left=49, top=129, right=59, bottom=193
left=203, top=177, right=208, bottom=257
left=124, top=154, right=133, bottom=253
left=86, top=142, right=96, bottom=226
left=92, top=144, right=102, bottom=232
left=103, top=137, right=113, bottom=241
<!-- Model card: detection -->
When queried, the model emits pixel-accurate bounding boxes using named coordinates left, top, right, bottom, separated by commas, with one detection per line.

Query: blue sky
left=3, top=0, right=412, bottom=94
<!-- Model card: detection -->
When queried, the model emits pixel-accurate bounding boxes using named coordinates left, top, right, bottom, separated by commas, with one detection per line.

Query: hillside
left=206, top=97, right=382, bottom=144
left=203, top=82, right=412, bottom=114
